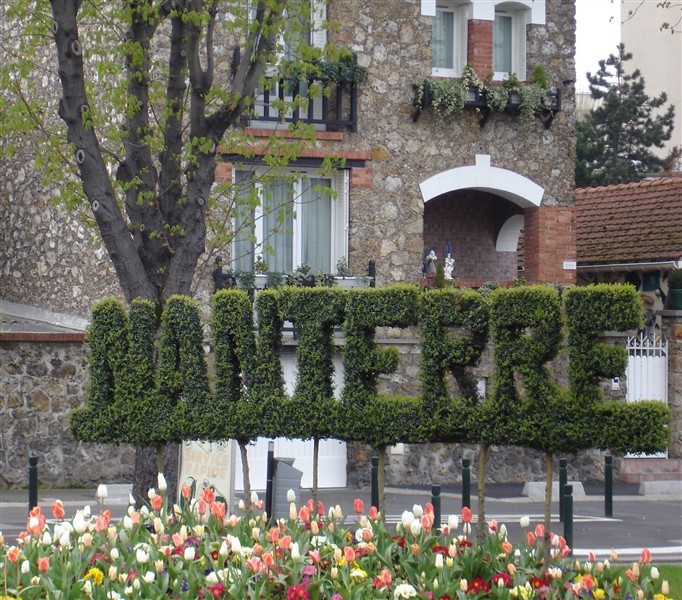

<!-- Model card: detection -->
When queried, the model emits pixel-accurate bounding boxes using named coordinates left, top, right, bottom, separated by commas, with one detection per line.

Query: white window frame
left=431, top=1, right=468, bottom=78
left=232, top=167, right=349, bottom=274
left=422, top=0, right=544, bottom=81
left=492, top=5, right=528, bottom=81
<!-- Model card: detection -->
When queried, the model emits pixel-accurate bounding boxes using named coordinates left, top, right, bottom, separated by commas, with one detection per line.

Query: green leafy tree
left=0, top=0, right=335, bottom=498
left=576, top=43, right=675, bottom=187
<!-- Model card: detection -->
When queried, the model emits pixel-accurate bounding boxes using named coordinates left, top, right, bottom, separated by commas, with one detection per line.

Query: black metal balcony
left=249, top=76, right=358, bottom=132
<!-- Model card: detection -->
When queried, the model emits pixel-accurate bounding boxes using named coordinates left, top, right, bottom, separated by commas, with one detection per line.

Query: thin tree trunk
left=377, top=445, right=386, bottom=518
left=239, top=440, right=251, bottom=505
left=156, top=445, right=164, bottom=474
left=476, top=443, right=489, bottom=541
left=312, top=437, right=319, bottom=508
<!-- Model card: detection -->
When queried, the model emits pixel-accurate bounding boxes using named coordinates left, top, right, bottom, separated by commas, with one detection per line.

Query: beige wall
left=621, top=2, right=682, bottom=163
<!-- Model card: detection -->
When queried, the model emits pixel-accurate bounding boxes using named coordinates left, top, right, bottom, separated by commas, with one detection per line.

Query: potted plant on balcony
left=667, top=268, right=682, bottom=309
left=254, top=255, right=269, bottom=290
left=334, top=256, right=367, bottom=289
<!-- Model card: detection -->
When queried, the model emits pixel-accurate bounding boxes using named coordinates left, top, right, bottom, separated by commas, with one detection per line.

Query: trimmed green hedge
left=72, top=284, right=671, bottom=457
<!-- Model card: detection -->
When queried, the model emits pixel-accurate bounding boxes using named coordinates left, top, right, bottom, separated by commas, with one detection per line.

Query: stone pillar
left=662, top=312, right=682, bottom=457
left=467, top=19, right=493, bottom=77
left=523, top=206, right=576, bottom=285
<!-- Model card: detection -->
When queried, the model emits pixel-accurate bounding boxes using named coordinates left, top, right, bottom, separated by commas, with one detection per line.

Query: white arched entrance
left=419, top=154, right=544, bottom=209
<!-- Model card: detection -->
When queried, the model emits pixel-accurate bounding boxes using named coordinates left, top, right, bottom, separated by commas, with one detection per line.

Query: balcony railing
left=249, top=77, right=358, bottom=132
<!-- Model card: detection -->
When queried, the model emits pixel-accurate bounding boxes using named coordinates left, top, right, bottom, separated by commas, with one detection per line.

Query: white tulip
left=184, top=547, right=195, bottom=561
left=148, top=488, right=157, bottom=500
left=21, top=560, right=30, bottom=574
left=519, top=516, right=530, bottom=528
left=434, top=553, right=444, bottom=570
left=250, top=491, right=259, bottom=504
left=287, top=489, right=296, bottom=503
left=136, top=548, right=149, bottom=563
left=401, top=510, right=415, bottom=528
left=448, top=514, right=459, bottom=530
left=123, top=516, right=133, bottom=530
left=83, top=505, right=91, bottom=518
left=111, top=547, right=120, bottom=561
left=73, top=511, right=87, bottom=535
left=291, top=542, right=300, bottom=560
left=650, top=567, right=659, bottom=580
left=410, top=520, right=422, bottom=536
left=128, top=494, right=136, bottom=506
left=143, top=571, right=155, bottom=584
left=96, top=484, right=108, bottom=502
left=412, top=504, right=424, bottom=518
left=157, top=473, right=167, bottom=493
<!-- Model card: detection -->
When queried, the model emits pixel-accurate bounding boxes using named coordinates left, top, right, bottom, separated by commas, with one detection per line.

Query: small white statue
left=426, top=250, right=438, bottom=276
left=444, top=254, right=455, bottom=280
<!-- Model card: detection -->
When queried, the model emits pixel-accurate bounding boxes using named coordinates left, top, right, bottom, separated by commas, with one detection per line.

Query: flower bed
left=0, top=479, right=671, bottom=599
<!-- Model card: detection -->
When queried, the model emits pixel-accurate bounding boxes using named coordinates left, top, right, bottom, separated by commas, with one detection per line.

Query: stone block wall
left=0, top=337, right=135, bottom=488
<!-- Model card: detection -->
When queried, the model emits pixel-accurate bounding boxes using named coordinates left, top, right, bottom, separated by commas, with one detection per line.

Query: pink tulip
left=641, top=548, right=651, bottom=564
left=354, top=499, right=364, bottom=514
left=462, top=507, right=473, bottom=523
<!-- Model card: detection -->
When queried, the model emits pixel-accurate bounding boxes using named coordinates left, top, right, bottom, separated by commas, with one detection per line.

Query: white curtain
left=233, top=171, right=255, bottom=272
left=432, top=10, right=454, bottom=69
left=301, top=177, right=331, bottom=272
left=262, top=179, right=293, bottom=273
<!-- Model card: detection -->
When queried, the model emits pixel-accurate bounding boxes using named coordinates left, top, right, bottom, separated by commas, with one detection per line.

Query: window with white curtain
left=431, top=1, right=467, bottom=77
left=493, top=5, right=528, bottom=80
left=232, top=169, right=347, bottom=274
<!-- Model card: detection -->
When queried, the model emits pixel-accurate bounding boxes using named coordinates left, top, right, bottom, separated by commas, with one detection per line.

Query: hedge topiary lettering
left=73, top=284, right=671, bottom=459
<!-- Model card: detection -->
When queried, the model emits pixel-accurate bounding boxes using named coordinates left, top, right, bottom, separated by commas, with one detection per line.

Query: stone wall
left=0, top=338, right=135, bottom=488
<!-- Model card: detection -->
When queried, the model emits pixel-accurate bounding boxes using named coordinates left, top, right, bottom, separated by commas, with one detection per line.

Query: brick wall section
left=215, top=161, right=232, bottom=183
left=423, top=190, right=522, bottom=281
left=664, top=314, right=682, bottom=458
left=468, top=19, right=493, bottom=77
left=523, top=206, right=576, bottom=284
left=350, top=167, right=373, bottom=189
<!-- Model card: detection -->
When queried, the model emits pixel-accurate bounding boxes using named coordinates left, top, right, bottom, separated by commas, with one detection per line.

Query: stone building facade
left=3, top=0, right=633, bottom=490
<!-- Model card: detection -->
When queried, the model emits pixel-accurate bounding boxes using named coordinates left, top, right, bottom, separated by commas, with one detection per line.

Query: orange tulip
left=640, top=548, right=651, bottom=564
left=7, top=546, right=21, bottom=563
left=461, top=507, right=473, bottom=523
left=202, top=488, right=215, bottom=504
left=37, top=556, right=50, bottom=572
left=51, top=500, right=65, bottom=520
left=344, top=546, right=356, bottom=562
left=353, top=499, right=364, bottom=514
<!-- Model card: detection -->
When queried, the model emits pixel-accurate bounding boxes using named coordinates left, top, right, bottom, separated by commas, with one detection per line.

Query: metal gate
left=626, top=333, right=668, bottom=403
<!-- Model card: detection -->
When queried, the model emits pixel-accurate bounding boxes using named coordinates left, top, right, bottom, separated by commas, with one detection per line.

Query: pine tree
left=576, top=44, right=675, bottom=188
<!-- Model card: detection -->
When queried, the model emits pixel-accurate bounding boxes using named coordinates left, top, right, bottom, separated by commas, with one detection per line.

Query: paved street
left=1, top=482, right=680, bottom=564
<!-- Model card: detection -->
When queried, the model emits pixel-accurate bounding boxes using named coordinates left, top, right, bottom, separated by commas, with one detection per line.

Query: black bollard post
left=368, top=260, right=376, bottom=288
left=28, top=456, right=38, bottom=513
left=605, top=455, right=613, bottom=518
left=559, top=458, right=567, bottom=522
left=431, top=485, right=441, bottom=535
left=564, top=485, right=573, bottom=555
left=371, top=455, right=379, bottom=509
left=265, top=441, right=275, bottom=523
left=462, top=458, right=471, bottom=510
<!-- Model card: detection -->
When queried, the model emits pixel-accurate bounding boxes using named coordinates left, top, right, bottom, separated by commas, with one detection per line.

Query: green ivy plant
left=413, top=64, right=552, bottom=130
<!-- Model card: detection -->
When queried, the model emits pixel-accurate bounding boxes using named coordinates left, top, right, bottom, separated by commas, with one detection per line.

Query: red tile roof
left=576, top=177, right=682, bottom=266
